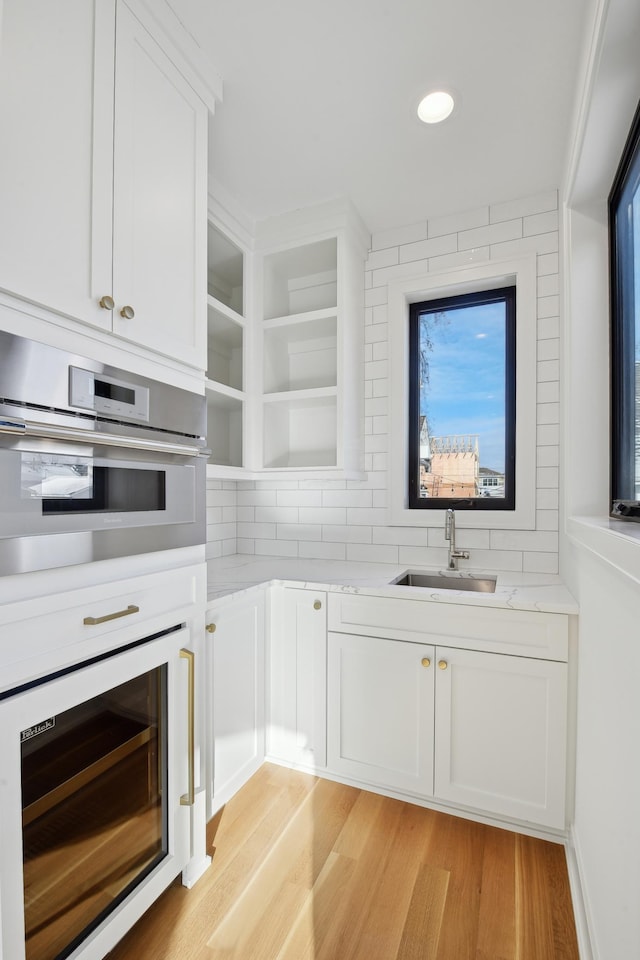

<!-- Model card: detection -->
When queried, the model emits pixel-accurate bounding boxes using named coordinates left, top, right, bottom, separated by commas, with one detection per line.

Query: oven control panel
left=69, top=366, right=150, bottom=422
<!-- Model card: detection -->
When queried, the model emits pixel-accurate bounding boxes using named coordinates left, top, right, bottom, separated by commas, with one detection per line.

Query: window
left=610, top=98, right=640, bottom=520
left=407, top=287, right=516, bottom=510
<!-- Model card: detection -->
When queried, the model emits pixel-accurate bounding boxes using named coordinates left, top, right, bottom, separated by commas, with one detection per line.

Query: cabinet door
left=434, top=647, right=567, bottom=828
left=327, top=632, right=435, bottom=795
left=267, top=587, right=327, bottom=768
left=111, top=0, right=207, bottom=368
left=0, top=0, right=114, bottom=327
left=206, top=594, right=265, bottom=817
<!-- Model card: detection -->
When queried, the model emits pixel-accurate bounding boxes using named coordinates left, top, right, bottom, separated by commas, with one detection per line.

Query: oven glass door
left=0, top=441, right=196, bottom=539
left=0, top=628, right=192, bottom=960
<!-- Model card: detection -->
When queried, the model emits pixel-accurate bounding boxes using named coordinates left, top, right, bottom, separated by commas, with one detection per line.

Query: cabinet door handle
left=421, top=657, right=431, bottom=668
left=120, top=305, right=135, bottom=319
left=206, top=623, right=216, bottom=633
left=98, top=295, right=115, bottom=310
left=83, top=604, right=139, bottom=625
left=438, top=659, right=448, bottom=670
left=180, top=648, right=195, bottom=807
left=313, top=600, right=322, bottom=610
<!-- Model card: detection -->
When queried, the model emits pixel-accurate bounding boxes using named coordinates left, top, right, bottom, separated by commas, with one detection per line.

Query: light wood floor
left=106, top=763, right=579, bottom=960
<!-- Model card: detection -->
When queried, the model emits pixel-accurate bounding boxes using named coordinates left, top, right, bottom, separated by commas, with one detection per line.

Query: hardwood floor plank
left=515, top=834, right=557, bottom=960
left=475, top=826, right=517, bottom=960
left=349, top=802, right=439, bottom=960
left=396, top=862, right=450, bottom=960
left=274, top=852, right=357, bottom=960
left=422, top=812, right=486, bottom=960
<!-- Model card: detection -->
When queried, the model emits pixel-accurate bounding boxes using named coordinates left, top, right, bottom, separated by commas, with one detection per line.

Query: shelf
left=207, top=303, right=244, bottom=391
left=263, top=394, right=337, bottom=469
left=207, top=391, right=243, bottom=468
left=208, top=221, right=244, bottom=316
left=263, top=238, right=337, bottom=320
left=263, top=314, right=337, bottom=393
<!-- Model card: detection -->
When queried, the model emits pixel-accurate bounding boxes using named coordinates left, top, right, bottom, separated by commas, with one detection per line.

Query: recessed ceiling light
left=417, top=91, right=455, bottom=124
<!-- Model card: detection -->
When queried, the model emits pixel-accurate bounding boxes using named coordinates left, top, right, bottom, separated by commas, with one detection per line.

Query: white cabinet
left=267, top=587, right=327, bottom=769
left=433, top=646, right=567, bottom=826
left=327, top=632, right=435, bottom=795
left=205, top=591, right=265, bottom=818
left=0, top=0, right=208, bottom=370
left=255, top=201, right=369, bottom=477
left=327, top=594, right=569, bottom=829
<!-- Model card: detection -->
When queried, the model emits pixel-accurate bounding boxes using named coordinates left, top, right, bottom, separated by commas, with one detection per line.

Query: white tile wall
left=207, top=190, right=562, bottom=573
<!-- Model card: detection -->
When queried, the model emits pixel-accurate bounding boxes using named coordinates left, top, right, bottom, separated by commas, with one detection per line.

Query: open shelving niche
left=205, top=217, right=248, bottom=475
left=257, top=213, right=368, bottom=478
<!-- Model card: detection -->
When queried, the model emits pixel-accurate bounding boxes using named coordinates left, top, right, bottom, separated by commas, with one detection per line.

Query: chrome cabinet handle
left=83, top=604, right=139, bottom=626
left=120, top=305, right=135, bottom=319
left=99, top=295, right=115, bottom=310
left=180, top=648, right=195, bottom=807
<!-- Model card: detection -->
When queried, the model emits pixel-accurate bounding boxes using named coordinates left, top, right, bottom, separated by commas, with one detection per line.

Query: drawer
left=0, top=563, right=205, bottom=692
left=327, top=593, right=568, bottom=661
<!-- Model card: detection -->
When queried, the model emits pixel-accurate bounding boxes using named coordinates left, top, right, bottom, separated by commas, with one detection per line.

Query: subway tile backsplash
left=207, top=190, right=561, bottom=573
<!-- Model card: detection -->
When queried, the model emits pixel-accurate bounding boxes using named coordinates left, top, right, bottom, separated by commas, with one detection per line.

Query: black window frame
left=609, top=97, right=640, bottom=520
left=408, top=286, right=517, bottom=511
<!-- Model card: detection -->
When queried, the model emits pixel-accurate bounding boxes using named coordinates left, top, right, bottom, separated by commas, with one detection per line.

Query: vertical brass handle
left=98, top=295, right=115, bottom=310
left=313, top=600, right=322, bottom=610
left=180, top=648, right=195, bottom=806
left=438, top=660, right=448, bottom=670
left=120, top=305, right=135, bottom=319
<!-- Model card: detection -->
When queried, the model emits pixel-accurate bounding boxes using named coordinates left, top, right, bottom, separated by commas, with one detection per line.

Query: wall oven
left=0, top=332, right=207, bottom=576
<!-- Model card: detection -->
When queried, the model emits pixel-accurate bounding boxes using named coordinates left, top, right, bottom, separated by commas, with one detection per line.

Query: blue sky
left=419, top=300, right=506, bottom=473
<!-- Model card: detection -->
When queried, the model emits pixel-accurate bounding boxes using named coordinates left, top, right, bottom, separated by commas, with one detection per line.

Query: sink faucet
left=444, top=508, right=470, bottom=570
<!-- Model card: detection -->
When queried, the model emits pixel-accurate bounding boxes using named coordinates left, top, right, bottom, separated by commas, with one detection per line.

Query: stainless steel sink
left=392, top=571, right=497, bottom=593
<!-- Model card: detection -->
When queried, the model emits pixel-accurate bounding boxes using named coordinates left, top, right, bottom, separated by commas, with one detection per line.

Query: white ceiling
left=170, top=0, right=591, bottom=235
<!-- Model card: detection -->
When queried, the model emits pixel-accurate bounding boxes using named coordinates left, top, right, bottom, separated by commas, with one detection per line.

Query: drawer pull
left=206, top=623, right=216, bottom=633
left=83, top=604, right=139, bottom=626
left=421, top=657, right=431, bottom=668
left=438, top=659, right=448, bottom=670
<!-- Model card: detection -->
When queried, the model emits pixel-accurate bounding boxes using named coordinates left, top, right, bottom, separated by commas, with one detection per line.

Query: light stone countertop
left=206, top=554, right=579, bottom=615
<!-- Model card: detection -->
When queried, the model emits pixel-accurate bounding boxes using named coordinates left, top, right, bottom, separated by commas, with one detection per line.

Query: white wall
left=216, top=190, right=562, bottom=571
left=562, top=0, right=640, bottom=957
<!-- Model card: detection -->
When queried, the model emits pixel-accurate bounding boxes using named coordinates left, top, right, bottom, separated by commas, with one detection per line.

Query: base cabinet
left=327, top=631, right=567, bottom=829
left=205, top=592, right=265, bottom=818
left=267, top=587, right=327, bottom=769
left=327, top=632, right=435, bottom=794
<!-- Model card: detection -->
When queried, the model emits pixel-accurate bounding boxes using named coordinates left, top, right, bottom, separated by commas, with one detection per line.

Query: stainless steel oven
left=0, top=332, right=207, bottom=576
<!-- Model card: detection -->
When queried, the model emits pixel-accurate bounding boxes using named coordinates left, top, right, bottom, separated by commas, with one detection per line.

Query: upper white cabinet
left=0, top=0, right=211, bottom=370
left=256, top=201, right=369, bottom=477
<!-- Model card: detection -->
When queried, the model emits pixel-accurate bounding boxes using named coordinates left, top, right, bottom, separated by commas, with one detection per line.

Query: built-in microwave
left=0, top=332, right=208, bottom=576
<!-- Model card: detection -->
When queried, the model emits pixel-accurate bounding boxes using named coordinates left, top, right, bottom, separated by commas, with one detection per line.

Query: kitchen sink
left=392, top=571, right=497, bottom=593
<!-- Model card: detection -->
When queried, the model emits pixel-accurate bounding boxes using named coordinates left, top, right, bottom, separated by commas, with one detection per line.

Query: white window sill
left=566, top=515, right=640, bottom=586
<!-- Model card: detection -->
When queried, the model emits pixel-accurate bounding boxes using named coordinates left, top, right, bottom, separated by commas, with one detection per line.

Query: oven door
left=0, top=430, right=205, bottom=575
left=0, top=627, right=194, bottom=960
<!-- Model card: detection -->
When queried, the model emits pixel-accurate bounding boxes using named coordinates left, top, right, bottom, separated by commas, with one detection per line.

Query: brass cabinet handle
left=99, top=295, right=115, bottom=310
left=83, top=604, right=139, bottom=625
left=120, top=305, right=135, bottom=319
left=313, top=600, right=322, bottom=610
left=206, top=623, right=216, bottom=633
left=180, top=648, right=195, bottom=807
left=438, top=660, right=448, bottom=670
left=421, top=657, right=431, bottom=668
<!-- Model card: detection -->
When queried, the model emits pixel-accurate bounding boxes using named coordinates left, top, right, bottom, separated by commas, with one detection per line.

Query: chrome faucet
left=444, top=508, right=470, bottom=570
